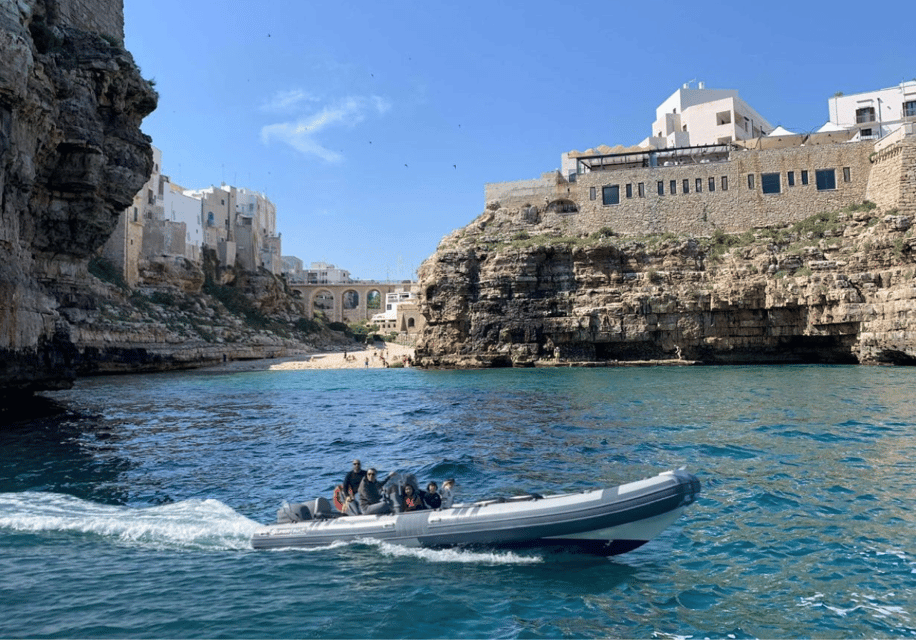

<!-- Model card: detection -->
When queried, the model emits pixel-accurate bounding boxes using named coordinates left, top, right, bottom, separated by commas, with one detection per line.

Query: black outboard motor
left=276, top=497, right=333, bottom=523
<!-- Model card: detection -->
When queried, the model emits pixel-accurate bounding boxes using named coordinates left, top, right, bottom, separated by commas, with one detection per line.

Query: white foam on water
left=366, top=538, right=543, bottom=564
left=798, top=591, right=912, bottom=626
left=259, top=537, right=541, bottom=563
left=0, top=492, right=260, bottom=551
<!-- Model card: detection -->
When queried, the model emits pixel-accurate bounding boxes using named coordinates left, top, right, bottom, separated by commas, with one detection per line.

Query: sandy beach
left=266, top=342, right=415, bottom=371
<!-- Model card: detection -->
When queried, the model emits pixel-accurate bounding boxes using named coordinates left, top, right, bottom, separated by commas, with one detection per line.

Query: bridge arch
left=291, top=282, right=416, bottom=324
left=311, top=289, right=335, bottom=319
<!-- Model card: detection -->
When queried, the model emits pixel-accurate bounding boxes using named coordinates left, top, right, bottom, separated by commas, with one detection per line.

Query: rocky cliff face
left=415, top=201, right=916, bottom=368
left=65, top=253, right=349, bottom=376
left=0, top=1, right=156, bottom=398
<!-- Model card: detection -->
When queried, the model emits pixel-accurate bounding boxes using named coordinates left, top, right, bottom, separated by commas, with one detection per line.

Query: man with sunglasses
left=342, top=459, right=366, bottom=498
left=358, top=467, right=394, bottom=515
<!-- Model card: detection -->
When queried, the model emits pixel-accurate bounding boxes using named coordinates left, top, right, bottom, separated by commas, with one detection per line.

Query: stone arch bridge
left=289, top=282, right=415, bottom=323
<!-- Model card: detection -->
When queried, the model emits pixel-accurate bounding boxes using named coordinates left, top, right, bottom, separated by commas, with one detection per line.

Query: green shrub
left=295, top=318, right=322, bottom=334
left=328, top=321, right=351, bottom=334
left=591, top=227, right=615, bottom=239
left=88, top=256, right=128, bottom=291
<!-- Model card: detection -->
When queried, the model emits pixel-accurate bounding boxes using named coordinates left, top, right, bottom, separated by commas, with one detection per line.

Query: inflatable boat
left=251, top=469, right=701, bottom=556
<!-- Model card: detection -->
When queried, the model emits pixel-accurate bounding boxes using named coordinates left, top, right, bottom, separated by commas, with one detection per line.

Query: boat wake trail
left=0, top=492, right=260, bottom=551
left=365, top=538, right=543, bottom=565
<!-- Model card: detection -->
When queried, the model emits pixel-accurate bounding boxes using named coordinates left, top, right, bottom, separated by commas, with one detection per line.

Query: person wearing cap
left=342, top=459, right=366, bottom=497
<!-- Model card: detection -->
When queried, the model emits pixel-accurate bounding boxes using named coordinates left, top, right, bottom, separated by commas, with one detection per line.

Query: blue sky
left=124, top=0, right=914, bottom=281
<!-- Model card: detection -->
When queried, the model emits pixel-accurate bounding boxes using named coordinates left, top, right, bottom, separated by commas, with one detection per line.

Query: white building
left=643, top=82, right=773, bottom=149
left=163, top=182, right=203, bottom=262
left=234, top=187, right=280, bottom=274
left=303, top=262, right=351, bottom=284
left=562, top=82, right=774, bottom=177
left=370, top=289, right=415, bottom=324
left=827, top=80, right=916, bottom=139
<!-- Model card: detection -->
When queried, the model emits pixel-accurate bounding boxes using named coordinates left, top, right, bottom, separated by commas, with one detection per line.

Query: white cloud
left=260, top=89, right=317, bottom=113
left=260, top=95, right=391, bottom=163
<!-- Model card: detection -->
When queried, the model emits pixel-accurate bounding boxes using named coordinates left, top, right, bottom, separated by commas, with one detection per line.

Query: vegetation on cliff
left=81, top=253, right=353, bottom=374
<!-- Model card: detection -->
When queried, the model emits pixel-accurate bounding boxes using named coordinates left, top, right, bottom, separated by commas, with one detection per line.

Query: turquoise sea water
left=1, top=365, right=915, bottom=638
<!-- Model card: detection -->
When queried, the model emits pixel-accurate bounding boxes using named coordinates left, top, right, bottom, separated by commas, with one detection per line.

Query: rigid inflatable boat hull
left=251, top=469, right=700, bottom=556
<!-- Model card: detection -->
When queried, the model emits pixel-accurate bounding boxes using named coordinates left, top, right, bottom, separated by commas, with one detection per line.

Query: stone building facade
left=866, top=124, right=916, bottom=216
left=483, top=133, right=909, bottom=239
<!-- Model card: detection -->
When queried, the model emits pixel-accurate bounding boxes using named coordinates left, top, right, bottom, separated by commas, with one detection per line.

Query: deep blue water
left=2, top=365, right=915, bottom=638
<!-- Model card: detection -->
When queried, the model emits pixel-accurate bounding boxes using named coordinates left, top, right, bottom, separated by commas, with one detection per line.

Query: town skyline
left=123, top=0, right=915, bottom=281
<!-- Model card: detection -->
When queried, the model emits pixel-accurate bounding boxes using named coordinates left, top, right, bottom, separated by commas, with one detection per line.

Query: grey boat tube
left=251, top=469, right=701, bottom=556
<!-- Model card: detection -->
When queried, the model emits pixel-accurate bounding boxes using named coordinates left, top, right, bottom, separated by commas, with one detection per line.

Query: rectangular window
left=683, top=179, right=690, bottom=194
left=855, top=106, right=876, bottom=124
left=761, top=172, right=781, bottom=194
left=589, top=186, right=596, bottom=201
left=721, top=176, right=728, bottom=191
left=787, top=171, right=795, bottom=187
left=670, top=180, right=677, bottom=195
left=801, top=170, right=809, bottom=185
left=638, top=182, right=645, bottom=198
left=708, top=177, right=715, bottom=192
left=657, top=181, right=664, bottom=196
left=696, top=178, right=703, bottom=193
left=626, top=183, right=633, bottom=199
left=843, top=167, right=851, bottom=182
left=747, top=174, right=755, bottom=189
left=815, top=169, right=836, bottom=191
left=602, top=185, right=620, bottom=205
left=905, top=101, right=916, bottom=118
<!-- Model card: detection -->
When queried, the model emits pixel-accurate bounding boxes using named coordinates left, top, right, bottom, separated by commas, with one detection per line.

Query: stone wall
left=866, top=136, right=916, bottom=217
left=485, top=173, right=560, bottom=203
left=486, top=141, right=878, bottom=239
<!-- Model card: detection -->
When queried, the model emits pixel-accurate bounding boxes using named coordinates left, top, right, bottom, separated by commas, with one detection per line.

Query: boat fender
left=333, top=486, right=347, bottom=513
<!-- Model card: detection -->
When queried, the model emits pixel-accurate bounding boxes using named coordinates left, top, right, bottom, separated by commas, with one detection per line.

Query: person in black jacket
left=342, top=459, right=366, bottom=498
left=402, top=483, right=426, bottom=511
left=423, top=482, right=442, bottom=509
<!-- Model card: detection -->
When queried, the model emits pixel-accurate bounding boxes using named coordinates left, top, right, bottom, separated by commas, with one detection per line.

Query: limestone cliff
left=65, top=253, right=350, bottom=376
left=0, top=0, right=155, bottom=398
left=415, top=202, right=916, bottom=367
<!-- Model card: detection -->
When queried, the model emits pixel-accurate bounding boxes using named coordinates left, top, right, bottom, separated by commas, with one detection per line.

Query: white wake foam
left=0, top=492, right=260, bottom=551
left=367, top=538, right=543, bottom=564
